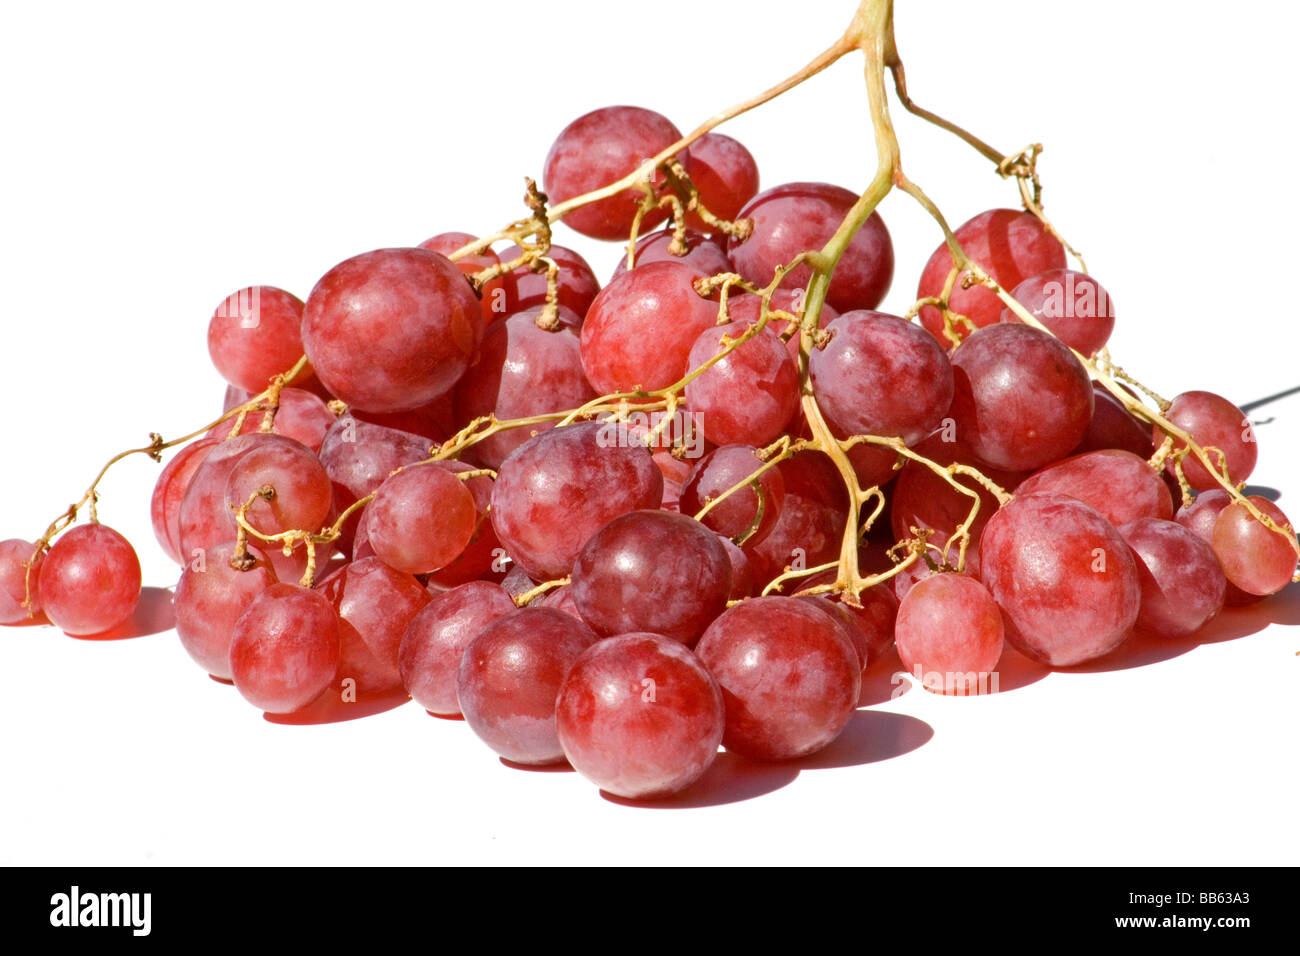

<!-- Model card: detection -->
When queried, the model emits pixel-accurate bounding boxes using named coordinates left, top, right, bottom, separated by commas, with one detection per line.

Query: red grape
left=321, top=556, right=430, bottom=695
left=570, top=510, right=731, bottom=645
left=679, top=444, right=785, bottom=546
left=489, top=421, right=663, bottom=580
left=457, top=607, right=598, bottom=765
left=209, top=387, right=338, bottom=454
left=207, top=286, right=312, bottom=393
left=174, top=541, right=277, bottom=679
left=365, top=464, right=478, bottom=575
left=399, top=581, right=517, bottom=716
left=949, top=323, right=1093, bottom=471
left=979, top=493, right=1140, bottom=667
left=556, top=633, right=725, bottom=798
left=151, top=437, right=219, bottom=565
left=1014, top=449, right=1173, bottom=528
left=301, top=247, right=481, bottom=413
left=685, top=319, right=799, bottom=446
left=418, top=230, right=514, bottom=326
left=502, top=243, right=600, bottom=319
left=916, top=208, right=1066, bottom=342
left=0, top=539, right=42, bottom=624
left=1002, top=268, right=1115, bottom=356
left=1212, top=497, right=1297, bottom=596
left=229, top=583, right=341, bottom=713
left=695, top=597, right=860, bottom=761
left=683, top=131, right=760, bottom=229
left=895, top=574, right=1003, bottom=693
left=728, top=182, right=894, bottom=313
left=1118, top=518, right=1226, bottom=639
left=543, top=105, right=685, bottom=241
left=610, top=228, right=732, bottom=280
left=1160, top=391, right=1257, bottom=491
left=580, top=260, right=720, bottom=394
left=225, top=438, right=333, bottom=537
left=38, top=524, right=142, bottom=636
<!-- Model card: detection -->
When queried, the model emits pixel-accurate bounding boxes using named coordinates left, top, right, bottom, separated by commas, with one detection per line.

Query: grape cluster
left=2, top=17, right=1297, bottom=805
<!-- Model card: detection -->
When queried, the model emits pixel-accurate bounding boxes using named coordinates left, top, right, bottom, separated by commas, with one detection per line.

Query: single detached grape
left=570, top=510, right=732, bottom=645
left=556, top=633, right=725, bottom=799
left=695, top=597, right=860, bottom=761
left=229, top=583, right=341, bottom=713
left=895, top=574, right=1003, bottom=694
left=457, top=607, right=599, bottom=765
left=39, top=524, right=142, bottom=636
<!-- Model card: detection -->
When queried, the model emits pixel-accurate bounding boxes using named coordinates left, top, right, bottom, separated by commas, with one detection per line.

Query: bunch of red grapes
left=1, top=100, right=1295, bottom=801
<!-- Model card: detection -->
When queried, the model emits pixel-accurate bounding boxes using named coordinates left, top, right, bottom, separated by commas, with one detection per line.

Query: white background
left=0, top=0, right=1296, bottom=865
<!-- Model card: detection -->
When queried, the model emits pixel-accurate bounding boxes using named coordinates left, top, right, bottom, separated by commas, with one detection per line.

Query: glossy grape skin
left=174, top=541, right=277, bottom=679
left=318, top=556, right=430, bottom=695
left=895, top=575, right=1003, bottom=693
left=949, top=323, right=1093, bottom=472
left=610, top=228, right=732, bottom=281
left=457, top=607, right=599, bottom=765
left=916, top=208, right=1066, bottom=342
left=795, top=573, right=899, bottom=669
left=399, top=581, right=517, bottom=715
left=683, top=131, right=760, bottom=230
left=365, top=465, right=478, bottom=575
left=728, top=182, right=894, bottom=313
left=37, top=524, right=142, bottom=636
left=1073, top=382, right=1154, bottom=459
left=207, top=286, right=312, bottom=393
left=696, top=597, right=860, bottom=761
left=418, top=231, right=514, bottom=327
left=679, top=444, right=785, bottom=546
left=1002, top=268, right=1115, bottom=357
left=1118, top=518, right=1225, bottom=639
left=685, top=320, right=799, bottom=447
left=425, top=460, right=503, bottom=587
left=210, top=387, right=338, bottom=453
left=225, top=438, right=333, bottom=537
left=1174, top=490, right=1264, bottom=607
left=556, top=633, right=725, bottom=798
left=889, top=432, right=1018, bottom=555
left=317, top=415, right=429, bottom=504
left=301, top=247, right=482, bottom=413
left=580, top=260, right=721, bottom=394
left=1159, top=391, right=1258, bottom=491
left=727, top=286, right=840, bottom=356
left=349, top=391, right=458, bottom=443
left=742, top=453, right=848, bottom=585
left=229, top=583, right=341, bottom=713
left=1014, top=449, right=1173, bottom=528
left=453, top=311, right=596, bottom=469
left=177, top=433, right=287, bottom=561
left=571, top=510, right=731, bottom=646
left=1212, top=497, right=1297, bottom=596
left=151, top=437, right=219, bottom=565
left=489, top=422, right=663, bottom=580
left=810, top=310, right=954, bottom=447
left=543, top=105, right=685, bottom=240
left=502, top=243, right=601, bottom=319
left=719, top=537, right=756, bottom=600
left=0, top=539, right=42, bottom=624
left=979, top=493, right=1140, bottom=667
